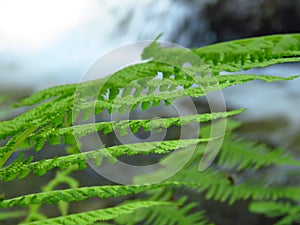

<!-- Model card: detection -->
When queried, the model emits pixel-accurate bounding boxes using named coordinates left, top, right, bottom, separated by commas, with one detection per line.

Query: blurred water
left=0, top=0, right=213, bottom=89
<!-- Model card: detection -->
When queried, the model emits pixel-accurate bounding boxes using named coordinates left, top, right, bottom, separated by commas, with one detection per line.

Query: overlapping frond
left=249, top=201, right=300, bottom=225
left=218, top=134, right=300, bottom=170
left=28, top=109, right=244, bottom=151
left=0, top=182, right=181, bottom=208
left=193, top=33, right=300, bottom=74
left=0, top=138, right=213, bottom=181
left=116, top=197, right=213, bottom=225
left=173, top=165, right=300, bottom=205
left=140, top=198, right=212, bottom=225
left=22, top=201, right=171, bottom=225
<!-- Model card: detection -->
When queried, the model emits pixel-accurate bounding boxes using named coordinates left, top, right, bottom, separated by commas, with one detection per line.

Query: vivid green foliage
left=0, top=34, right=300, bottom=225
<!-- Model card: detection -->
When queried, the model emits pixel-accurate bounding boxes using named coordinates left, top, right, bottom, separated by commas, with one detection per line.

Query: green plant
left=0, top=34, right=300, bottom=225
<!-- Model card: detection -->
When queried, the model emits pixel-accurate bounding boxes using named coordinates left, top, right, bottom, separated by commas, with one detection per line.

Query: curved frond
left=0, top=138, right=213, bottom=181
left=249, top=201, right=300, bottom=225
left=29, top=109, right=244, bottom=150
left=22, top=201, right=171, bottom=225
left=142, top=198, right=212, bottom=225
left=193, top=34, right=300, bottom=74
left=15, top=83, right=77, bottom=107
left=0, top=182, right=181, bottom=208
left=218, top=134, right=300, bottom=170
left=173, top=166, right=300, bottom=205
left=117, top=197, right=213, bottom=225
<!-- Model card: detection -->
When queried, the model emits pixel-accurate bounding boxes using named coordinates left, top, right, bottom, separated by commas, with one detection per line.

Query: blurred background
left=0, top=0, right=300, bottom=224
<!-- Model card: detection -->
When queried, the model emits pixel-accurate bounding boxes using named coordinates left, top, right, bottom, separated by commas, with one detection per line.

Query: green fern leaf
left=0, top=182, right=181, bottom=208
left=0, top=137, right=214, bottom=181
left=28, top=109, right=244, bottom=147
left=218, top=134, right=300, bottom=170
left=249, top=201, right=300, bottom=225
left=22, top=201, right=172, bottom=225
left=193, top=34, right=300, bottom=74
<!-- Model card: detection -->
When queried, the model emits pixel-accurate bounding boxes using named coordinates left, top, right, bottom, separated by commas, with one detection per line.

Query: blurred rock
left=204, top=0, right=300, bottom=43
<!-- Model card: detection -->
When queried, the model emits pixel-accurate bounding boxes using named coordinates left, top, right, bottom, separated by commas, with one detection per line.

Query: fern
left=27, top=109, right=244, bottom=151
left=116, top=197, right=212, bottom=225
left=22, top=201, right=172, bottom=225
left=249, top=201, right=300, bottom=225
left=193, top=33, right=300, bottom=74
left=218, top=134, right=300, bottom=170
left=0, top=34, right=299, bottom=224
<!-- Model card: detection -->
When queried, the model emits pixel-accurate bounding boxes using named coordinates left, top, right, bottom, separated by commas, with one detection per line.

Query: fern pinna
left=0, top=34, right=300, bottom=225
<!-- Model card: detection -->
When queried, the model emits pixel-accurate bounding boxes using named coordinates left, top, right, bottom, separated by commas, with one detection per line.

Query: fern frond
left=0, top=182, right=181, bottom=208
left=218, top=134, right=300, bottom=170
left=15, top=83, right=77, bottom=107
left=173, top=165, right=300, bottom=205
left=193, top=33, right=300, bottom=74
left=0, top=126, right=37, bottom=166
left=0, top=138, right=213, bottom=181
left=17, top=61, right=179, bottom=107
left=75, top=73, right=296, bottom=115
left=115, top=194, right=213, bottom=225
left=29, top=109, right=244, bottom=150
left=142, top=197, right=212, bottom=225
left=217, top=74, right=298, bottom=85
left=0, top=97, right=73, bottom=140
left=249, top=201, right=300, bottom=225
left=22, top=201, right=172, bottom=225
